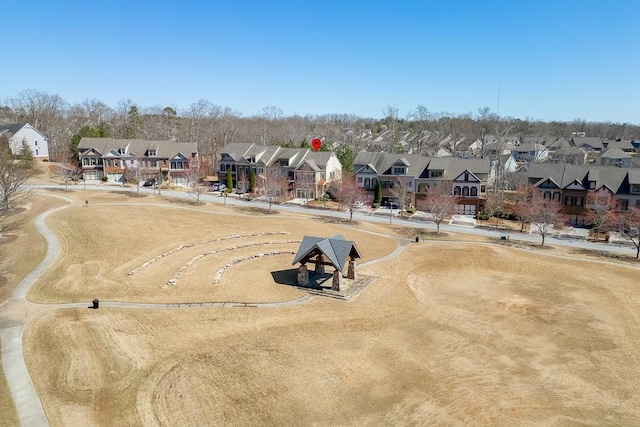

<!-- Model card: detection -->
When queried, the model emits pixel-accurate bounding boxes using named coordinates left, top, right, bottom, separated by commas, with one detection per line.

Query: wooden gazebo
left=292, top=234, right=362, bottom=290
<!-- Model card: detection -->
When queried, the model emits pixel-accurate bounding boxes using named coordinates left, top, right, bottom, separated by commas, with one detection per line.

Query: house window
left=575, top=196, right=584, bottom=206
left=480, top=185, right=486, bottom=193
left=471, top=187, right=477, bottom=196
left=106, top=160, right=112, bottom=167
left=148, top=150, right=157, bottom=156
left=619, top=199, right=629, bottom=210
left=114, top=160, right=119, bottom=167
left=464, top=172, right=469, bottom=181
left=364, top=178, right=370, bottom=187
left=462, top=187, right=469, bottom=196
left=35, top=149, right=39, bottom=155
left=220, top=164, right=227, bottom=172
left=35, top=140, right=38, bottom=146
left=631, top=184, right=640, bottom=194
left=565, top=196, right=573, bottom=206
left=454, top=186, right=461, bottom=195
left=151, top=160, right=157, bottom=167
left=430, top=170, right=443, bottom=178
left=392, top=167, right=405, bottom=175
left=357, top=177, right=363, bottom=183
left=553, top=192, right=561, bottom=201
left=257, top=167, right=264, bottom=174
left=544, top=191, right=551, bottom=200
left=589, top=181, right=596, bottom=190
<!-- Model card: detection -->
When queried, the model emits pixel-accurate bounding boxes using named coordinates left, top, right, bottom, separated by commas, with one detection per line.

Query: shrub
left=372, top=202, right=380, bottom=209
left=101, top=176, right=108, bottom=182
left=407, top=207, right=417, bottom=214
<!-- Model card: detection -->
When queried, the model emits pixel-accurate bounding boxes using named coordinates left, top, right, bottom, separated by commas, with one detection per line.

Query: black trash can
left=415, top=236, right=420, bottom=243
left=92, top=299, right=99, bottom=309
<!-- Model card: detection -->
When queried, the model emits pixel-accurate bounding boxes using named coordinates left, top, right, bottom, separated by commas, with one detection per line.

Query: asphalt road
left=33, top=183, right=638, bottom=257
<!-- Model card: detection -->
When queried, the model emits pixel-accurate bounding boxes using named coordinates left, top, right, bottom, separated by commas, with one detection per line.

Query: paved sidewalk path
left=0, top=195, right=320, bottom=426
left=0, top=194, right=74, bottom=426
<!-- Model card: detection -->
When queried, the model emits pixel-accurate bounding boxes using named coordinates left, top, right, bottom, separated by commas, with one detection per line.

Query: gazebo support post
left=332, top=270, right=342, bottom=291
left=297, top=264, right=309, bottom=286
left=314, top=255, right=324, bottom=274
left=347, top=260, right=357, bottom=280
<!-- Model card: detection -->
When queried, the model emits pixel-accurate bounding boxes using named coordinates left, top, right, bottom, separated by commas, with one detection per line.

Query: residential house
left=415, top=157, right=491, bottom=215
left=353, top=153, right=430, bottom=207
left=511, top=142, right=548, bottom=163
left=353, top=153, right=491, bottom=214
left=78, top=138, right=198, bottom=186
left=570, top=136, right=604, bottom=152
left=545, top=137, right=575, bottom=163
left=0, top=122, right=49, bottom=160
left=605, top=139, right=636, bottom=155
left=526, top=163, right=638, bottom=225
left=218, top=143, right=342, bottom=199
left=599, top=148, right=632, bottom=168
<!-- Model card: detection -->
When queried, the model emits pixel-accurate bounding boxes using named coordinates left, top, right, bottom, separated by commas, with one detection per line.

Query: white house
left=0, top=123, right=49, bottom=160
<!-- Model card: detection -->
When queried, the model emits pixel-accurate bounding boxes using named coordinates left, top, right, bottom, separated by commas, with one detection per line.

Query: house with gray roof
left=0, top=123, right=49, bottom=160
left=599, top=148, right=632, bottom=168
left=570, top=136, right=604, bottom=152
left=352, top=152, right=491, bottom=214
left=605, top=139, right=636, bottom=154
left=526, top=163, right=640, bottom=225
left=218, top=143, right=342, bottom=199
left=78, top=138, right=198, bottom=185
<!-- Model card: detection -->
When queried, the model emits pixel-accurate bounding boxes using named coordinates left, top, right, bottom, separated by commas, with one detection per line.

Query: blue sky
left=3, top=0, right=639, bottom=123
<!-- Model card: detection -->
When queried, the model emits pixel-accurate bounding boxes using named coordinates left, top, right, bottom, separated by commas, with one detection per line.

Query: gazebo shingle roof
left=292, top=234, right=361, bottom=272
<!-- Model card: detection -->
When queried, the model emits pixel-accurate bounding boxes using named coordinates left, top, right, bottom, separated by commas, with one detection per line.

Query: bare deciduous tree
left=258, top=166, right=288, bottom=212
left=586, top=189, right=616, bottom=240
left=511, top=183, right=536, bottom=232
left=419, top=181, right=457, bottom=233
left=52, top=164, right=79, bottom=191
left=0, top=149, right=37, bottom=238
left=528, top=192, right=563, bottom=246
left=612, top=207, right=640, bottom=258
left=392, top=176, right=413, bottom=214
left=335, top=174, right=365, bottom=222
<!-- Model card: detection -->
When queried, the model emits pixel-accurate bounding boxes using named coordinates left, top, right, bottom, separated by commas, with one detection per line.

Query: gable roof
left=600, top=147, right=631, bottom=159
left=606, top=139, right=635, bottom=150
left=0, top=123, right=27, bottom=136
left=292, top=234, right=362, bottom=272
left=0, top=122, right=48, bottom=140
left=424, top=157, right=491, bottom=179
left=79, top=138, right=197, bottom=159
left=571, top=136, right=603, bottom=149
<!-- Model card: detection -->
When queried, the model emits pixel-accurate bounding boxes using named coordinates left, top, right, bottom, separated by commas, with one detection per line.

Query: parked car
left=143, top=178, right=155, bottom=187
left=352, top=201, right=365, bottom=209
left=387, top=201, right=399, bottom=209
left=211, top=183, right=226, bottom=191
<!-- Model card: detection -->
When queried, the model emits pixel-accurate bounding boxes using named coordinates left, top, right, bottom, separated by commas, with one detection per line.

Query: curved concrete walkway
left=0, top=194, right=74, bottom=426
left=0, top=194, right=324, bottom=425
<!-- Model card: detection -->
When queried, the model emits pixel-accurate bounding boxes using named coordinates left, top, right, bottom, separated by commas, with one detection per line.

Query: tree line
left=2, top=89, right=638, bottom=173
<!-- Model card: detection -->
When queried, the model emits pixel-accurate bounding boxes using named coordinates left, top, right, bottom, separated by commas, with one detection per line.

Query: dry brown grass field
left=5, top=184, right=640, bottom=426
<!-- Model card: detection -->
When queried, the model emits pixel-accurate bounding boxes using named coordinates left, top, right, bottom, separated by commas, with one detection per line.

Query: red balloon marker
left=311, top=138, right=322, bottom=152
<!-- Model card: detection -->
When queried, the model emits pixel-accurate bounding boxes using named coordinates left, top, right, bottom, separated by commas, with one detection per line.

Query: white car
left=352, top=201, right=365, bottom=209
